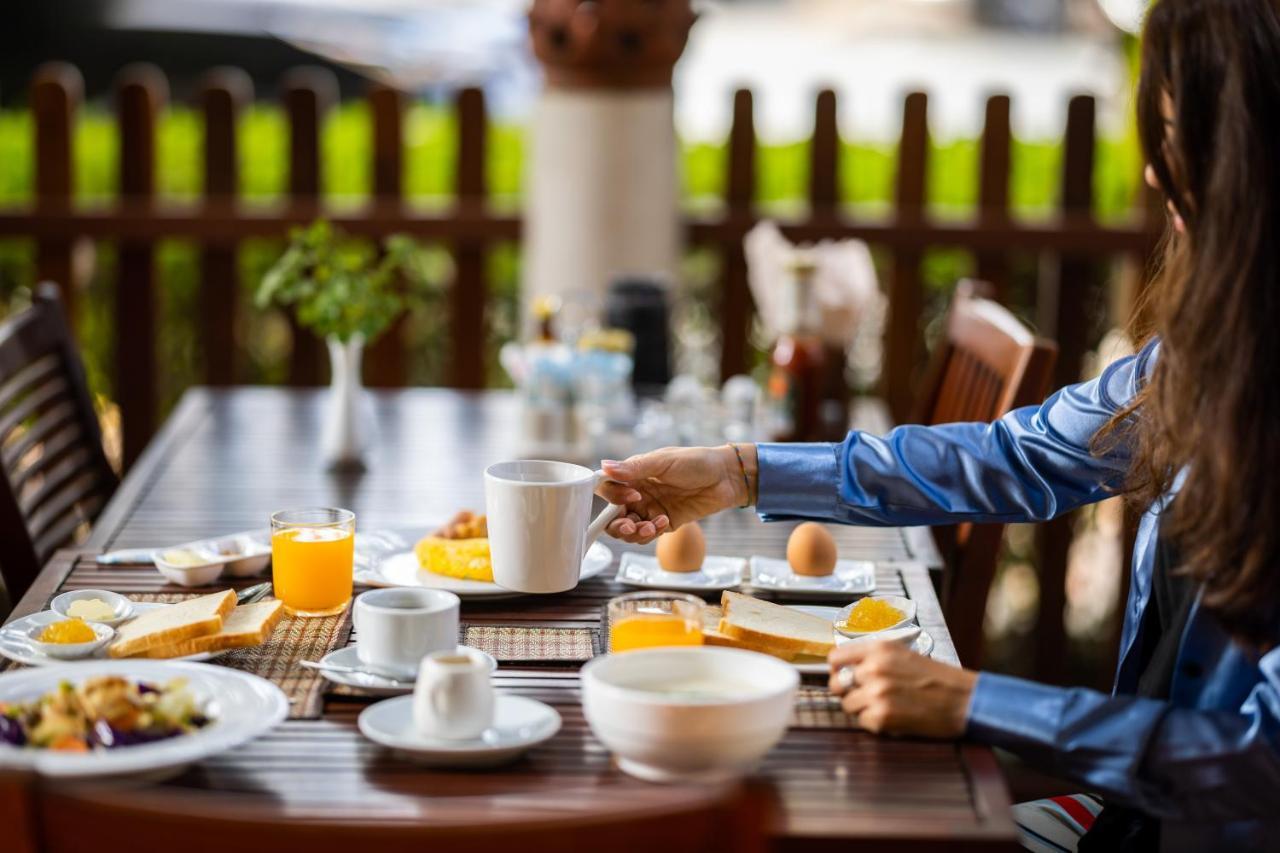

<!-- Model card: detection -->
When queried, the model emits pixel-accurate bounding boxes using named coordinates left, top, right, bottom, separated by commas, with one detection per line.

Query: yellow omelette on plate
left=414, top=511, right=493, bottom=582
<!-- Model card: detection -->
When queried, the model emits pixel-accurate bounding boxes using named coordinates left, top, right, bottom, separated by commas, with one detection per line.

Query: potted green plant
left=257, top=220, right=427, bottom=470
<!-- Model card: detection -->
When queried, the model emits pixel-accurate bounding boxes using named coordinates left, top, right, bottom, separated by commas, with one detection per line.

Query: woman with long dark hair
left=595, top=1, right=1280, bottom=849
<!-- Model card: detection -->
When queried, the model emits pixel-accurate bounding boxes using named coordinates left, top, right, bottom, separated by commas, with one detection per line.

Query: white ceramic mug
left=413, top=649, right=495, bottom=741
left=353, top=588, right=460, bottom=679
left=484, top=460, right=626, bottom=594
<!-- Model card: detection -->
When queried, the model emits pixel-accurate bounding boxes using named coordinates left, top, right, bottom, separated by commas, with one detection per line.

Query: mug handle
left=585, top=470, right=628, bottom=552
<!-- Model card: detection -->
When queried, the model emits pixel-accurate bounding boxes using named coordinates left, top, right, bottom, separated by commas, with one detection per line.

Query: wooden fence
left=0, top=61, right=1164, bottom=681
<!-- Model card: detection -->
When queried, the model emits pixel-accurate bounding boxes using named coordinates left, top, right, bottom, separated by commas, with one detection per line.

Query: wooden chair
left=26, top=779, right=771, bottom=853
left=914, top=279, right=1057, bottom=667
left=0, top=282, right=116, bottom=608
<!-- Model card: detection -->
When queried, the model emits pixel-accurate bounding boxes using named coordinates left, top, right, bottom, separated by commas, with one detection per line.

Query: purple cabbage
left=0, top=715, right=25, bottom=747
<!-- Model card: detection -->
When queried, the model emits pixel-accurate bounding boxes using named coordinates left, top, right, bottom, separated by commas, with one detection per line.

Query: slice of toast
left=133, top=599, right=285, bottom=659
left=108, top=589, right=237, bottom=658
left=718, top=591, right=835, bottom=659
left=700, top=605, right=802, bottom=662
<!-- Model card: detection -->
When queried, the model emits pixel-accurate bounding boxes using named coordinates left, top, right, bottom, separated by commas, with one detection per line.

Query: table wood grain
left=8, top=388, right=1013, bottom=850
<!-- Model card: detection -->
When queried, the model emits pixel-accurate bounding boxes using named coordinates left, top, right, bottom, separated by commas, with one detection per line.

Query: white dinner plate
left=356, top=535, right=613, bottom=599
left=786, top=604, right=934, bottom=675
left=615, top=552, right=746, bottom=592
left=358, top=693, right=561, bottom=767
left=315, top=644, right=497, bottom=697
left=748, top=557, right=877, bottom=598
left=0, top=605, right=228, bottom=668
left=0, top=659, right=287, bottom=779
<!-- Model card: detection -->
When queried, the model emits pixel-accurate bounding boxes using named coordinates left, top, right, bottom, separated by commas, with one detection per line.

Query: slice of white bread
left=718, top=591, right=835, bottom=659
left=700, top=605, right=802, bottom=662
left=108, top=589, right=237, bottom=658
left=133, top=599, right=285, bottom=659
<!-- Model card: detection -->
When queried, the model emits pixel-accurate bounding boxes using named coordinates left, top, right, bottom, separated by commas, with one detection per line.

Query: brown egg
left=655, top=522, right=706, bottom=573
left=787, top=522, right=838, bottom=577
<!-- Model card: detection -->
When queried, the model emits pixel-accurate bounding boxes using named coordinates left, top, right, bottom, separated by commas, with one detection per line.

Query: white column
left=523, top=88, right=681, bottom=311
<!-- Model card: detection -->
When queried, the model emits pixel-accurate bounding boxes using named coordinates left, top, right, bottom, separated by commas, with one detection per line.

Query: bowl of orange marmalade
left=23, top=617, right=114, bottom=660
left=833, top=595, right=916, bottom=639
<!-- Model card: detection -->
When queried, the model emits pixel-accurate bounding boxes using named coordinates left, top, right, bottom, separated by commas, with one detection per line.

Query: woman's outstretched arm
left=600, top=341, right=1158, bottom=543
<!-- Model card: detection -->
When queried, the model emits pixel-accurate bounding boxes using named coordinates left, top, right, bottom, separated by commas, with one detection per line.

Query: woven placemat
left=127, top=593, right=352, bottom=720
left=463, top=625, right=596, bottom=663
left=790, top=686, right=857, bottom=730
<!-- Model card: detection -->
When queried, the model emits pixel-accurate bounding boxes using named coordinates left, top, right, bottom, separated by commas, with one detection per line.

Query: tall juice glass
left=271, top=508, right=355, bottom=618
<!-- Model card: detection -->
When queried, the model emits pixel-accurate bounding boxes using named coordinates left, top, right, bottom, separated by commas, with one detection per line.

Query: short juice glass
left=608, top=591, right=704, bottom=653
left=271, top=508, right=355, bottom=618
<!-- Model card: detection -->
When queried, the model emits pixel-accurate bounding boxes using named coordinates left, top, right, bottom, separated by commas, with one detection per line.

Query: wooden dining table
left=7, top=387, right=1016, bottom=850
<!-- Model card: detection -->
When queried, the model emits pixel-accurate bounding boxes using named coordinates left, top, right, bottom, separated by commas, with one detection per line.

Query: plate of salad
left=0, top=660, right=287, bottom=779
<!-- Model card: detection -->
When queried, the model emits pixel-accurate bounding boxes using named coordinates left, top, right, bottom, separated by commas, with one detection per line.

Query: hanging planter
left=257, top=221, right=430, bottom=472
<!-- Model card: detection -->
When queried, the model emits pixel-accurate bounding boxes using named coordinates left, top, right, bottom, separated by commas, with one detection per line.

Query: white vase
left=322, top=334, right=369, bottom=471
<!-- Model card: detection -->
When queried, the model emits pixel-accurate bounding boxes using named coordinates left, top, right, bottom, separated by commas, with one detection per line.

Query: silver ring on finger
left=835, top=666, right=856, bottom=691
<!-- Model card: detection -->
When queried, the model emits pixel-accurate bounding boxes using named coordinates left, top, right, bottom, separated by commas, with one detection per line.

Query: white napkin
left=744, top=220, right=884, bottom=350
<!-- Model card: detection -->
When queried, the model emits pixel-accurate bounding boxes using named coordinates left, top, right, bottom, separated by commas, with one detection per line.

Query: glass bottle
left=766, top=256, right=830, bottom=442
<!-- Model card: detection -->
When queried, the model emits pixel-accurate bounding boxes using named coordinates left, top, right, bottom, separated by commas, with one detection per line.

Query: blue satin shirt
left=755, top=340, right=1280, bottom=851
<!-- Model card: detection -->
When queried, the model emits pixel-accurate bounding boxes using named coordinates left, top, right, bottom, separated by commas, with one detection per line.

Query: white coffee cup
left=353, top=588, right=460, bottom=679
left=484, top=460, right=626, bottom=594
left=413, top=649, right=495, bottom=741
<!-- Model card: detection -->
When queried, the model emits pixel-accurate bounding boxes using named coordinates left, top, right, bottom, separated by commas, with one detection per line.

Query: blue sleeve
left=966, top=650, right=1280, bottom=821
left=755, top=340, right=1158, bottom=526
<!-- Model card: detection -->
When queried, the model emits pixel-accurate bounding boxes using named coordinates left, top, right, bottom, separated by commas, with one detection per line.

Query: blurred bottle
left=766, top=256, right=839, bottom=442
left=604, top=276, right=672, bottom=395
left=531, top=294, right=561, bottom=344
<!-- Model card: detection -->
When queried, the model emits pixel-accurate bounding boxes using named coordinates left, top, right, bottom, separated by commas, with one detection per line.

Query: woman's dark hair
left=1111, top=0, right=1280, bottom=646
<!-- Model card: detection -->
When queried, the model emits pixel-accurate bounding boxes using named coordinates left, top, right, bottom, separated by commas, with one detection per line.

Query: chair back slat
left=0, top=283, right=116, bottom=607
left=3, top=398, right=78, bottom=470
left=915, top=279, right=1057, bottom=666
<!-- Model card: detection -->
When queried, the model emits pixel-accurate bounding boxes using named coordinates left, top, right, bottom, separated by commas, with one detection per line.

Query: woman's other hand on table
left=827, top=641, right=978, bottom=738
left=597, top=445, right=756, bottom=544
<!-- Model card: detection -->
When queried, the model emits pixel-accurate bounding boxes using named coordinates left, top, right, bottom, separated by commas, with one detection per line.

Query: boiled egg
left=655, top=522, right=706, bottom=573
left=786, top=522, right=837, bottom=577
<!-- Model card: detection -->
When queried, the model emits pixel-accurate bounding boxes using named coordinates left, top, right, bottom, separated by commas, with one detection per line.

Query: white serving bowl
left=5, top=619, right=114, bottom=660
left=50, top=589, right=135, bottom=627
left=581, top=647, right=798, bottom=783
left=833, top=595, right=916, bottom=639
left=202, top=534, right=272, bottom=577
left=151, top=548, right=226, bottom=587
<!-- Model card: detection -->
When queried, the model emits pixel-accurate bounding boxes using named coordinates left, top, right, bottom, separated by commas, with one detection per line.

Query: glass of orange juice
left=608, top=592, right=704, bottom=653
left=271, top=508, right=355, bottom=618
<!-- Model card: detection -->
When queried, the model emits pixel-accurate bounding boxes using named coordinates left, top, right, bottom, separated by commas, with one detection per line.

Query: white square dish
left=616, top=552, right=746, bottom=592
left=747, top=556, right=876, bottom=598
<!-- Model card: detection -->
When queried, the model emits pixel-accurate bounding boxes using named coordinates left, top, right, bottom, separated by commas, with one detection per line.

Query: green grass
left=0, top=99, right=1146, bottom=413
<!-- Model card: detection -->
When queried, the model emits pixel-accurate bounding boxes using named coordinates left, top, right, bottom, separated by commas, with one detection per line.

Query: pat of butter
left=161, top=549, right=212, bottom=567
left=67, top=598, right=115, bottom=621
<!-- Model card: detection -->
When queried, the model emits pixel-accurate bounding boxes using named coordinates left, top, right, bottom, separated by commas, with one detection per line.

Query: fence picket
left=976, top=94, right=1012, bottom=301
left=281, top=67, right=337, bottom=386
left=883, top=92, right=928, bottom=422
left=199, top=67, right=251, bottom=387
left=32, top=63, right=82, bottom=331
left=365, top=83, right=407, bottom=388
left=115, top=64, right=167, bottom=469
left=808, top=89, right=839, bottom=220
left=1034, top=94, right=1097, bottom=684
left=718, top=89, right=756, bottom=383
left=450, top=87, right=488, bottom=389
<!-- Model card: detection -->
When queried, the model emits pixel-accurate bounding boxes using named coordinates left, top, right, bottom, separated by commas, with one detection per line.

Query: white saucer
left=358, top=694, right=561, bottom=767
left=748, top=557, right=876, bottom=598
left=315, top=644, right=497, bottom=696
left=0, top=605, right=225, bottom=667
left=357, top=535, right=612, bottom=600
left=787, top=604, right=934, bottom=674
left=615, top=552, right=746, bottom=592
